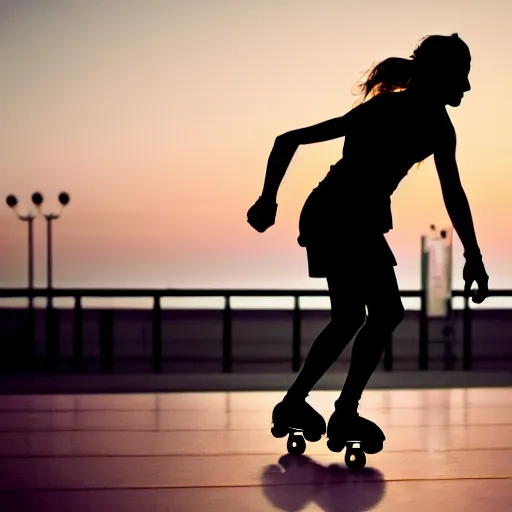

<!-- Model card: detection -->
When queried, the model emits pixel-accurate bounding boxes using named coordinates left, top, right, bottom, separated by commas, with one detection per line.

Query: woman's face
left=416, top=50, right=472, bottom=107
left=442, top=55, right=471, bottom=107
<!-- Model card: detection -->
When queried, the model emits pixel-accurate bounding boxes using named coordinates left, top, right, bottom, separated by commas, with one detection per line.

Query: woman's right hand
left=463, top=255, right=489, bottom=304
left=247, top=196, right=278, bottom=233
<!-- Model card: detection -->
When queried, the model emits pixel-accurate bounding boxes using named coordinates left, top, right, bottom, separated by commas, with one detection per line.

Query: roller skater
left=248, top=33, right=489, bottom=466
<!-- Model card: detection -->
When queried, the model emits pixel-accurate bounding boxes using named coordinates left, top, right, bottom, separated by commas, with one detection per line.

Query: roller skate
left=326, top=407, right=385, bottom=470
left=271, top=397, right=327, bottom=455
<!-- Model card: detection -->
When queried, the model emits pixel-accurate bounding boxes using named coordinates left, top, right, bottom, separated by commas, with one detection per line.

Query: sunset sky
left=1, top=0, right=511, bottom=309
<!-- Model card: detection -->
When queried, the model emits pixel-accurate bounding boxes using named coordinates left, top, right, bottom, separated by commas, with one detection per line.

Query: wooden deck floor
left=0, top=387, right=511, bottom=511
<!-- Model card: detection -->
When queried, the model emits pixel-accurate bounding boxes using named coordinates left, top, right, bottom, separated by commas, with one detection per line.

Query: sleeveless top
left=306, top=91, right=439, bottom=236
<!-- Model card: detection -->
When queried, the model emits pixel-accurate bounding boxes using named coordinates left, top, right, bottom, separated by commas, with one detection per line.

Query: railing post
left=45, top=293, right=60, bottom=373
left=222, top=295, right=232, bottom=373
left=99, top=309, right=114, bottom=373
left=292, top=295, right=301, bottom=372
left=73, top=295, right=83, bottom=373
left=45, top=299, right=52, bottom=372
left=152, top=295, right=162, bottom=373
left=25, top=296, right=36, bottom=372
left=419, top=290, right=428, bottom=370
left=463, top=295, right=472, bottom=370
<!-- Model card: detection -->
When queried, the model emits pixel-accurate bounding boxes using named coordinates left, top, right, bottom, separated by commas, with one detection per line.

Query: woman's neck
left=404, top=85, right=444, bottom=110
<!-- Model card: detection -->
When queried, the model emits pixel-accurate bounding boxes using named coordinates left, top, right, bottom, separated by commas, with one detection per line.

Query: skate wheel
left=327, top=439, right=345, bottom=453
left=271, top=425, right=288, bottom=438
left=345, top=447, right=366, bottom=470
left=361, top=438, right=384, bottom=454
left=287, top=434, right=306, bottom=455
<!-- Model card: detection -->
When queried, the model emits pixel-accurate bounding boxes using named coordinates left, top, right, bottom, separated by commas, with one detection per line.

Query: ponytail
left=352, top=57, right=415, bottom=106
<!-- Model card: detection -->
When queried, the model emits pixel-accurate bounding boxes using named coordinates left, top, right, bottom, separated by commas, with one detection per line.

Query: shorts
left=297, top=187, right=397, bottom=278
left=303, top=235, right=397, bottom=278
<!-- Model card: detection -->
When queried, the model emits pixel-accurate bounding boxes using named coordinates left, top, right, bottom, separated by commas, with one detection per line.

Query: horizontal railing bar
left=0, top=288, right=511, bottom=299
left=452, top=289, right=512, bottom=297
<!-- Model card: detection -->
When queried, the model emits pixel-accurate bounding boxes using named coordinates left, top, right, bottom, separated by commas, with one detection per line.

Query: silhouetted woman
left=247, top=34, right=489, bottom=452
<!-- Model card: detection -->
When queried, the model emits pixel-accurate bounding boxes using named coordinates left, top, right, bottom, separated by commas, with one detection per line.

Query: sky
left=1, top=0, right=511, bottom=310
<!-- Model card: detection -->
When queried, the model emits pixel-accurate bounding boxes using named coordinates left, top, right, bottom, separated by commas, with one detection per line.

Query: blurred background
left=1, top=0, right=511, bottom=313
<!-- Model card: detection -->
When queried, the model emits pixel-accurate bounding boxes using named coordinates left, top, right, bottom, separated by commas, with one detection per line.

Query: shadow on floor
left=261, top=454, right=386, bottom=511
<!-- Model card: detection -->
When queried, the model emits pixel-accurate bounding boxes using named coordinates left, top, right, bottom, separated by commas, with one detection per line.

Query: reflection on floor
left=0, top=388, right=511, bottom=511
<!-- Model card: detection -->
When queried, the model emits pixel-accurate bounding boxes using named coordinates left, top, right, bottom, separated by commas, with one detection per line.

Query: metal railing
left=1, top=288, right=511, bottom=374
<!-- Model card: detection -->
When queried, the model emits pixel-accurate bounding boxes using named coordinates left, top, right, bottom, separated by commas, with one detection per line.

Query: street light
left=6, top=191, right=70, bottom=372
left=35, top=192, right=70, bottom=374
left=5, top=193, right=46, bottom=370
left=5, top=194, right=39, bottom=307
left=33, top=192, right=71, bottom=305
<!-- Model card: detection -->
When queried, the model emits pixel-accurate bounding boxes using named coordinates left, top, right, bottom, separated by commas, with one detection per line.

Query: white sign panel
left=427, top=239, right=449, bottom=316
left=422, top=228, right=453, bottom=318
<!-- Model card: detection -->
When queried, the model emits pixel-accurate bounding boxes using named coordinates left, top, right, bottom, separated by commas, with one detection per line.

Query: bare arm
left=261, top=110, right=361, bottom=201
left=433, top=112, right=481, bottom=258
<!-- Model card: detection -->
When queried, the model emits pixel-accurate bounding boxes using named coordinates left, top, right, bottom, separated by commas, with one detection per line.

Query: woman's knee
left=330, top=307, right=366, bottom=336
left=327, top=273, right=367, bottom=336
left=367, top=303, right=404, bottom=332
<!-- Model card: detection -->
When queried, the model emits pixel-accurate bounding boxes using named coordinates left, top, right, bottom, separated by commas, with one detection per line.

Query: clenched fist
left=247, top=196, right=278, bottom=233
left=463, top=255, right=489, bottom=304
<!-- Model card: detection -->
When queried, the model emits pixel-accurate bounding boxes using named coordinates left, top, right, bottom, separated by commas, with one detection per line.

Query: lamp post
left=6, top=191, right=70, bottom=372
left=5, top=194, right=40, bottom=307
left=5, top=193, right=46, bottom=370
left=32, top=192, right=70, bottom=373
left=32, top=192, right=71, bottom=306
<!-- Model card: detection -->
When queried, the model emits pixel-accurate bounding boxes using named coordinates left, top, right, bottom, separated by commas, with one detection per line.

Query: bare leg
left=336, top=265, right=404, bottom=413
left=285, top=274, right=366, bottom=401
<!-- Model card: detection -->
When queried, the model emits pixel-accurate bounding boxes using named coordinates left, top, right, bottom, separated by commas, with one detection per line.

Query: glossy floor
left=0, top=388, right=511, bottom=511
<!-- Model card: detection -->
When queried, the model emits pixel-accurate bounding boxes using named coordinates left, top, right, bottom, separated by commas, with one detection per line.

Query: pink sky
left=1, top=0, right=511, bottom=308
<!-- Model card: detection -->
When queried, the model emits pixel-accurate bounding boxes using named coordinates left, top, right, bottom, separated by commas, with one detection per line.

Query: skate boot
left=326, top=406, right=385, bottom=469
left=271, top=396, right=326, bottom=455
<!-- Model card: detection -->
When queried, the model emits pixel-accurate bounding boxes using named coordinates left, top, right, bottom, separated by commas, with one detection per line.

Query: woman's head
left=411, top=33, right=471, bottom=106
left=353, top=33, right=471, bottom=107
